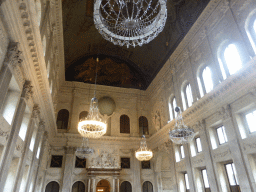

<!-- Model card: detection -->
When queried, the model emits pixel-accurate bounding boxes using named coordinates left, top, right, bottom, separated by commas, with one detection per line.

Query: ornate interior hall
left=0, top=0, right=256, bottom=191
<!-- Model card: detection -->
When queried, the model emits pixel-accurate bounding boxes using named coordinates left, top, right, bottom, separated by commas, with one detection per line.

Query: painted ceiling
left=63, top=0, right=210, bottom=89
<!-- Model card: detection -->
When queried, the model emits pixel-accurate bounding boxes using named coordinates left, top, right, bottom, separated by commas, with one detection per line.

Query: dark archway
left=45, top=181, right=59, bottom=192
left=120, top=181, right=132, bottom=192
left=56, top=109, right=69, bottom=129
left=142, top=181, right=153, bottom=192
left=72, top=181, right=85, bottom=192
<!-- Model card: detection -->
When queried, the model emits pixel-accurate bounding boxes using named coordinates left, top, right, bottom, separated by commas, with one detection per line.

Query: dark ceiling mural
left=62, top=0, right=210, bottom=89
left=66, top=55, right=147, bottom=89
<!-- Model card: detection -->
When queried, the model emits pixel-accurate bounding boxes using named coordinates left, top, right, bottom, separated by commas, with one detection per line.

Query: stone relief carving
left=243, top=143, right=256, bottom=151
left=0, top=128, right=9, bottom=140
left=89, top=151, right=120, bottom=168
left=213, top=149, right=231, bottom=159
left=192, top=120, right=205, bottom=132
left=153, top=110, right=161, bottom=131
left=192, top=156, right=205, bottom=165
left=217, top=105, right=231, bottom=120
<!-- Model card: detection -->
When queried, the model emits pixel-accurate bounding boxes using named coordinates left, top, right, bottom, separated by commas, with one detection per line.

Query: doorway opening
left=96, top=179, right=110, bottom=192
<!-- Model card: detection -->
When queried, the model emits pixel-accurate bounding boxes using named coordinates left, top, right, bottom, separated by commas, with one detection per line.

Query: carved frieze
left=0, top=128, right=9, bottom=140
left=90, top=151, right=120, bottom=169
left=31, top=104, right=40, bottom=118
left=213, top=149, right=231, bottom=160
left=22, top=80, right=33, bottom=100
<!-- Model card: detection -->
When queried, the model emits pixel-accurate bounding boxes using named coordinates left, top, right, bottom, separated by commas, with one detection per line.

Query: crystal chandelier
left=93, top=0, right=167, bottom=48
left=77, top=58, right=107, bottom=138
left=76, top=138, right=94, bottom=158
left=169, top=107, right=196, bottom=145
left=135, top=135, right=153, bottom=161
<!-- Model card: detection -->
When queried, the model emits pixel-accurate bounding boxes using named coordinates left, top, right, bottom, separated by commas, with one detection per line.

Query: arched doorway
left=120, top=181, right=132, bottom=192
left=142, top=181, right=153, bottom=192
left=72, top=181, right=85, bottom=192
left=96, top=179, right=110, bottom=192
left=45, top=181, right=59, bottom=192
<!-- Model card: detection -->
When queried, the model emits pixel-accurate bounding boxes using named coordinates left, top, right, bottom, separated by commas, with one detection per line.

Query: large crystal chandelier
left=93, top=0, right=167, bottom=48
left=135, top=135, right=153, bottom=161
left=76, top=138, right=94, bottom=158
left=169, top=107, right=196, bottom=145
left=77, top=58, right=107, bottom=138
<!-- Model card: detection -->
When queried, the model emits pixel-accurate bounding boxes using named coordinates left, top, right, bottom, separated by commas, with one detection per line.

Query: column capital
left=5, top=42, right=23, bottom=69
left=22, top=80, right=33, bottom=100
left=31, top=104, right=40, bottom=118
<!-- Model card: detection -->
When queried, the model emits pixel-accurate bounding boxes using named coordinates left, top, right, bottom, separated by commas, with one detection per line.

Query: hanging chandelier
left=169, top=107, right=195, bottom=145
left=76, top=138, right=94, bottom=158
left=77, top=58, right=107, bottom=138
left=135, top=135, right=153, bottom=161
left=93, top=0, right=167, bottom=48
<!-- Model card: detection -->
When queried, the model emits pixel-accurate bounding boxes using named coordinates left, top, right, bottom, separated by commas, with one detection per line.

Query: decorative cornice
left=0, top=128, right=9, bottom=140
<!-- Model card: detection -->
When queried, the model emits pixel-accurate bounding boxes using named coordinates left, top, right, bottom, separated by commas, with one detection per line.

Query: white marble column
left=24, top=121, right=45, bottom=192
left=0, top=42, right=20, bottom=110
left=114, top=177, right=119, bottom=192
left=196, top=120, right=220, bottom=191
left=61, top=147, right=75, bottom=192
left=88, top=177, right=96, bottom=192
left=13, top=105, right=40, bottom=192
left=0, top=81, right=32, bottom=192
left=221, top=105, right=253, bottom=191
left=183, top=144, right=196, bottom=192
left=32, top=133, right=48, bottom=192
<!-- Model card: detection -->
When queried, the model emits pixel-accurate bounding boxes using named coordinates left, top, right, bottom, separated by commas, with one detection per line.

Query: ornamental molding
left=217, top=105, right=232, bottom=121
left=89, top=151, right=120, bottom=169
left=192, top=120, right=205, bottom=132
left=192, top=156, right=205, bottom=165
left=243, top=142, right=256, bottom=150
left=38, top=121, right=46, bottom=132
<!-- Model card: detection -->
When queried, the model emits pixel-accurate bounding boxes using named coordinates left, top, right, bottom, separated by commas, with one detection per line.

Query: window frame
left=184, top=173, right=190, bottom=191
left=195, top=137, right=203, bottom=153
left=245, top=10, right=256, bottom=54
left=168, top=96, right=177, bottom=121
left=180, top=145, right=185, bottom=159
left=197, top=66, right=214, bottom=97
left=201, top=168, right=211, bottom=192
left=244, top=109, right=256, bottom=134
left=181, top=82, right=193, bottom=110
left=224, top=162, right=240, bottom=192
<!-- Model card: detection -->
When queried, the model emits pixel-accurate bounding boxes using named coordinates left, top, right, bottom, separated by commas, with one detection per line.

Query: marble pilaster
left=24, top=121, right=45, bottom=192
left=196, top=120, right=219, bottom=191
left=183, top=144, right=196, bottom=192
left=61, top=147, right=75, bottom=192
left=0, top=80, right=32, bottom=192
left=13, top=105, right=40, bottom=192
left=132, top=150, right=142, bottom=192
left=220, top=106, right=254, bottom=191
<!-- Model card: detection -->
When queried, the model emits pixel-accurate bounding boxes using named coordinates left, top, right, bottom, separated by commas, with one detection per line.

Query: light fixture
left=93, top=0, right=167, bottom=48
left=135, top=135, right=153, bottom=161
left=76, top=138, right=94, bottom=158
left=169, top=107, right=195, bottom=144
left=77, top=58, right=107, bottom=138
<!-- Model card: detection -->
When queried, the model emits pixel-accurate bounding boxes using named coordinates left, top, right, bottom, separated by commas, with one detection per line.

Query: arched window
left=120, top=181, right=132, bottom=192
left=56, top=109, right=69, bottom=129
left=45, top=181, right=59, bottom=192
left=72, top=181, right=85, bottom=192
left=169, top=96, right=177, bottom=121
left=245, top=10, right=256, bottom=54
left=142, top=181, right=153, bottom=192
left=139, top=116, right=149, bottom=135
left=79, top=111, right=88, bottom=121
left=181, top=83, right=193, bottom=110
left=120, top=115, right=130, bottom=133
left=218, top=44, right=243, bottom=80
left=197, top=66, right=214, bottom=97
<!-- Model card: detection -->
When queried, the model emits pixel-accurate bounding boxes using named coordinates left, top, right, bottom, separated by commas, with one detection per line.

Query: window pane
left=217, top=126, right=227, bottom=144
left=202, top=67, right=213, bottom=93
left=224, top=44, right=242, bottom=75
left=218, top=58, right=227, bottom=80
left=197, top=77, right=204, bottom=98
left=232, top=163, right=239, bottom=185
left=180, top=145, right=185, bottom=159
left=185, top=173, right=190, bottom=189
left=202, top=169, right=210, bottom=188
left=246, top=111, right=256, bottom=133
left=186, top=84, right=193, bottom=107
left=196, top=138, right=202, bottom=152
left=225, top=164, right=236, bottom=186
